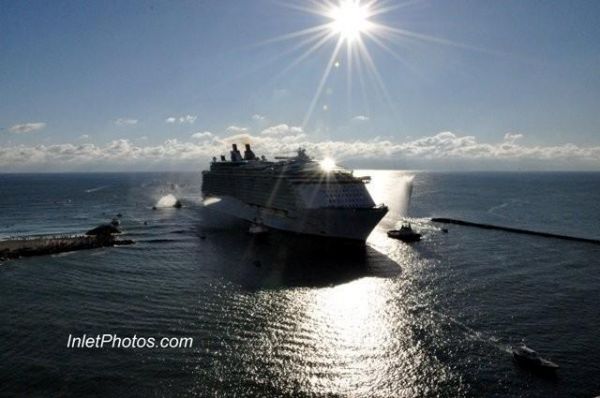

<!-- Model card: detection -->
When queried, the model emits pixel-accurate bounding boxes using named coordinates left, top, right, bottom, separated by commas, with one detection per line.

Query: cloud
left=78, top=134, right=90, bottom=140
left=115, top=118, right=138, bottom=126
left=252, top=114, right=265, bottom=121
left=226, top=125, right=248, bottom=134
left=260, top=124, right=303, bottom=136
left=8, top=122, right=46, bottom=134
left=181, top=115, right=197, bottom=124
left=352, top=115, right=369, bottom=122
left=165, top=115, right=197, bottom=124
left=191, top=131, right=214, bottom=140
left=1, top=127, right=599, bottom=171
left=503, top=132, right=523, bottom=144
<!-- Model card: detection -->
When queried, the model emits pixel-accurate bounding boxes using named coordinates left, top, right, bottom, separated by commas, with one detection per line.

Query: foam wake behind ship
left=201, top=144, right=388, bottom=241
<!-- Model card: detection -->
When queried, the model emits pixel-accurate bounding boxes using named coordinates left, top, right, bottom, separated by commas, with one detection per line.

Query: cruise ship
left=201, top=144, right=388, bottom=241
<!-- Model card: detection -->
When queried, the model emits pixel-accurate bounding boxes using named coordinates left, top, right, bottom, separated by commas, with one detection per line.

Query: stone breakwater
left=0, top=229, right=134, bottom=262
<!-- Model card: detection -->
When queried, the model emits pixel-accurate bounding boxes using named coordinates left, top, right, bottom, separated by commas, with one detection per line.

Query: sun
left=268, top=0, right=476, bottom=127
left=328, top=0, right=371, bottom=43
left=319, top=157, right=337, bottom=172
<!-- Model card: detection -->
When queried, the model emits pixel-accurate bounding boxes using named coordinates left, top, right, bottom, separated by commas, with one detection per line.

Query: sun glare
left=329, top=0, right=371, bottom=43
left=268, top=0, right=477, bottom=127
left=319, top=157, right=337, bottom=172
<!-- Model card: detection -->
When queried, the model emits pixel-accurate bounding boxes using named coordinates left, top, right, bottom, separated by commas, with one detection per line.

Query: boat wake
left=155, top=194, right=179, bottom=208
left=428, top=308, right=512, bottom=354
left=85, top=185, right=109, bottom=193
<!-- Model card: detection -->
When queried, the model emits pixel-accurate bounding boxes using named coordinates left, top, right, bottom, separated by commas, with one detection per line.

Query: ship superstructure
left=201, top=144, right=388, bottom=241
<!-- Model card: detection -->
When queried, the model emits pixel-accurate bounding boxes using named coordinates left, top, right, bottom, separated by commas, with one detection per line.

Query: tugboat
left=512, top=343, right=559, bottom=372
left=387, top=223, right=422, bottom=242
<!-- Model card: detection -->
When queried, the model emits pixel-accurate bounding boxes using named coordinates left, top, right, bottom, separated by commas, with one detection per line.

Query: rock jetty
left=0, top=223, right=134, bottom=262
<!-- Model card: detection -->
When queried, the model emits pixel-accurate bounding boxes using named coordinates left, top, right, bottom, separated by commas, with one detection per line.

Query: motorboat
left=387, top=223, right=421, bottom=242
left=512, top=343, right=559, bottom=371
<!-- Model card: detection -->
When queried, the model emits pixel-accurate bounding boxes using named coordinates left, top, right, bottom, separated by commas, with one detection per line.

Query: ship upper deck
left=205, top=156, right=368, bottom=185
left=208, top=161, right=365, bottom=183
left=202, top=147, right=376, bottom=210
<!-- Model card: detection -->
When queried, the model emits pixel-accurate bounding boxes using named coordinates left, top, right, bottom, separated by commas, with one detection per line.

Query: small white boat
left=512, top=343, right=559, bottom=372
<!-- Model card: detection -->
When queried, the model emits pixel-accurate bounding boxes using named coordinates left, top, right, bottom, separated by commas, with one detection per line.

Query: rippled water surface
left=1, top=172, right=599, bottom=397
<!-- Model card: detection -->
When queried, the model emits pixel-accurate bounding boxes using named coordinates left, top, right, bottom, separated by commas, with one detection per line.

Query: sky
left=1, top=0, right=600, bottom=171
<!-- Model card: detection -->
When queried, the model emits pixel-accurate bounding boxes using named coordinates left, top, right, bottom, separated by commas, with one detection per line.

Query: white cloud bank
left=8, top=122, right=46, bottom=134
left=1, top=126, right=599, bottom=171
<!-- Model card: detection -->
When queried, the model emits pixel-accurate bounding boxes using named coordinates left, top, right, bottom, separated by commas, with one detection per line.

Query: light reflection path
left=197, top=170, right=505, bottom=396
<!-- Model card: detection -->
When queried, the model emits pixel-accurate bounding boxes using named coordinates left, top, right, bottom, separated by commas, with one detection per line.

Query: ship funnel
left=244, top=143, right=256, bottom=160
left=230, top=143, right=243, bottom=161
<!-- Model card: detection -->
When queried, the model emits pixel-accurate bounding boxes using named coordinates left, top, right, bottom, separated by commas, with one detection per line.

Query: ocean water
left=0, top=171, right=599, bottom=397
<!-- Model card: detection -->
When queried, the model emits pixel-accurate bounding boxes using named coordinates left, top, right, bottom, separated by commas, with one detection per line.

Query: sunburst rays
left=263, top=0, right=486, bottom=128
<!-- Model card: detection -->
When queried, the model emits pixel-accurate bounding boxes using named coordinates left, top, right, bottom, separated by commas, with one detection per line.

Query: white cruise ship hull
left=203, top=196, right=387, bottom=241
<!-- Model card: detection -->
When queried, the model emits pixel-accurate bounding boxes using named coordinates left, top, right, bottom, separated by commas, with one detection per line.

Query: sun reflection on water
left=289, top=278, right=395, bottom=394
left=311, top=278, right=390, bottom=348
left=195, top=171, right=464, bottom=396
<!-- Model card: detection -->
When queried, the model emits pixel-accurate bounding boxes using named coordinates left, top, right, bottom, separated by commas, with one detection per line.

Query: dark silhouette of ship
left=202, top=144, right=387, bottom=241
